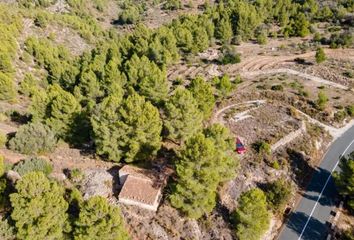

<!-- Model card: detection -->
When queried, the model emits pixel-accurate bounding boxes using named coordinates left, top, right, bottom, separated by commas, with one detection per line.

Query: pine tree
left=0, top=73, right=16, bottom=101
left=170, top=133, right=220, bottom=218
left=174, top=27, right=194, bottom=53
left=192, top=27, right=210, bottom=53
left=216, top=17, right=233, bottom=43
left=45, top=84, right=82, bottom=139
left=334, top=153, right=354, bottom=210
left=91, top=92, right=162, bottom=162
left=0, top=219, right=15, bottom=240
left=163, top=87, right=203, bottom=141
left=189, top=77, right=215, bottom=119
left=10, top=172, right=69, bottom=240
left=170, top=125, right=237, bottom=219
left=75, top=68, right=103, bottom=101
left=234, top=188, right=270, bottom=240
left=124, top=55, right=169, bottom=104
left=232, top=1, right=262, bottom=40
left=217, top=75, right=233, bottom=95
left=148, top=26, right=179, bottom=66
left=265, top=178, right=292, bottom=211
left=293, top=13, right=310, bottom=37
left=74, top=196, right=129, bottom=240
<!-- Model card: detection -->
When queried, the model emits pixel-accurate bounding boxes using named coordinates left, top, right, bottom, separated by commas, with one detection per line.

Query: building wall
left=119, top=171, right=129, bottom=185
left=119, top=197, right=159, bottom=211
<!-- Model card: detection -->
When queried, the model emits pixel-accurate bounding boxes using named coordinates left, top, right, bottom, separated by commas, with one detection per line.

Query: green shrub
left=271, top=85, right=284, bottom=91
left=19, top=73, right=39, bottom=97
left=334, top=110, right=347, bottom=122
left=265, top=179, right=292, bottom=212
left=343, top=71, right=354, bottom=79
left=315, top=48, right=326, bottom=64
left=118, top=5, right=140, bottom=24
left=9, top=122, right=57, bottom=155
left=0, top=219, right=15, bottom=240
left=254, top=141, right=271, bottom=155
left=18, top=0, right=55, bottom=7
left=313, top=32, right=321, bottom=42
left=256, top=32, right=268, bottom=45
left=162, top=0, right=182, bottom=10
left=0, top=133, right=6, bottom=148
left=342, top=229, right=354, bottom=240
left=347, top=105, right=354, bottom=117
left=34, top=12, right=48, bottom=28
left=13, top=158, right=53, bottom=176
left=271, top=160, right=280, bottom=170
left=299, top=89, right=309, bottom=97
left=328, top=32, right=353, bottom=49
left=216, top=75, right=233, bottom=95
left=220, top=45, right=241, bottom=65
left=0, top=155, right=4, bottom=176
left=234, top=188, right=270, bottom=240
left=69, top=168, right=84, bottom=182
left=0, top=73, right=16, bottom=101
left=316, top=91, right=328, bottom=110
left=221, top=53, right=241, bottom=65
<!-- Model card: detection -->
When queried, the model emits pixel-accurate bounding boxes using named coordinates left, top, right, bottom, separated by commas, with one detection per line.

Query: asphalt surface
left=278, top=125, right=354, bottom=240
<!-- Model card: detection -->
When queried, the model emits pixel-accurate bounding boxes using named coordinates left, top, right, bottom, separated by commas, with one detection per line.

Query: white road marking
left=298, top=138, right=354, bottom=240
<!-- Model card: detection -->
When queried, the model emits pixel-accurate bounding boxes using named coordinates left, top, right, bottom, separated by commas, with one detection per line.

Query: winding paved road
left=278, top=125, right=354, bottom=240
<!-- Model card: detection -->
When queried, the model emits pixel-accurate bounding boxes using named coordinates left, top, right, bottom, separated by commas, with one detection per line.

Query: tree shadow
left=287, top=148, right=316, bottom=190
left=285, top=148, right=341, bottom=208
left=107, top=165, right=121, bottom=195
left=9, top=111, right=30, bottom=125
left=293, top=58, right=314, bottom=66
left=301, top=166, right=339, bottom=207
left=285, top=211, right=329, bottom=240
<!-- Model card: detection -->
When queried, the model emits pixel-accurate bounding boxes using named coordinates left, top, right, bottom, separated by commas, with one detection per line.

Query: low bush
left=264, top=178, right=292, bottom=212
left=219, top=45, right=241, bottom=65
left=0, top=219, right=15, bottom=240
left=334, top=110, right=347, bottom=122
left=343, top=71, right=354, bottom=78
left=256, top=32, right=268, bottom=45
left=328, top=32, right=353, bottom=49
left=0, top=73, right=16, bottom=101
left=316, top=91, right=328, bottom=110
left=347, top=105, right=354, bottom=117
left=68, top=168, right=84, bottom=183
left=315, top=48, right=326, bottom=64
left=253, top=141, right=271, bottom=155
left=9, top=122, right=57, bottom=155
left=0, top=155, right=4, bottom=176
left=0, top=133, right=6, bottom=148
left=118, top=5, right=140, bottom=24
left=13, top=157, right=53, bottom=176
left=162, top=0, right=182, bottom=10
left=271, top=85, right=284, bottom=91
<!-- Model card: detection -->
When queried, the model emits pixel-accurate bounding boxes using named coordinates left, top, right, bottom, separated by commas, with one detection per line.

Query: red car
left=236, top=138, right=246, bottom=154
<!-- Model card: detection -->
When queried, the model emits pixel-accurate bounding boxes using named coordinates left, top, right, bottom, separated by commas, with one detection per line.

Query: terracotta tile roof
left=118, top=175, right=160, bottom=205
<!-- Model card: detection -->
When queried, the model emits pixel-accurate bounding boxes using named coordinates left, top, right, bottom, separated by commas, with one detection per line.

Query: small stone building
left=118, top=165, right=171, bottom=211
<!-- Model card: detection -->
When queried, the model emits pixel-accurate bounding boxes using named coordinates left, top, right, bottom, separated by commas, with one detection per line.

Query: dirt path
left=241, top=68, right=348, bottom=90
left=212, top=100, right=266, bottom=124
left=168, top=48, right=354, bottom=90
left=0, top=123, right=18, bottom=135
left=235, top=49, right=354, bottom=72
